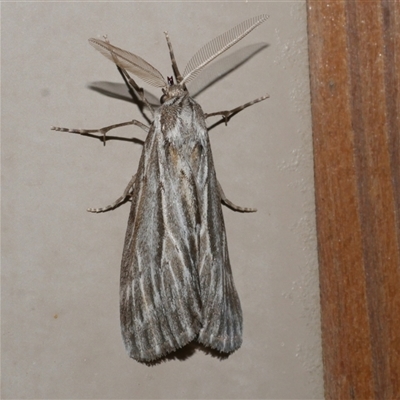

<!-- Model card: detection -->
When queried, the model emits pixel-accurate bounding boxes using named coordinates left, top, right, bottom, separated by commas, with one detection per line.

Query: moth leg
left=51, top=120, right=149, bottom=145
left=119, top=68, right=156, bottom=116
left=205, top=94, right=269, bottom=125
left=164, top=32, right=184, bottom=84
left=87, top=174, right=137, bottom=213
left=102, top=35, right=156, bottom=116
left=218, top=181, right=257, bottom=213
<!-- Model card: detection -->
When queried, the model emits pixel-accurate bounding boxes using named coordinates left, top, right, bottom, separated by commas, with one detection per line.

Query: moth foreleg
left=102, top=35, right=155, bottom=116
left=218, top=181, right=257, bottom=213
left=164, top=32, right=184, bottom=84
left=87, top=174, right=137, bottom=213
left=51, top=120, right=149, bottom=145
left=205, top=94, right=269, bottom=125
left=119, top=68, right=155, bottom=116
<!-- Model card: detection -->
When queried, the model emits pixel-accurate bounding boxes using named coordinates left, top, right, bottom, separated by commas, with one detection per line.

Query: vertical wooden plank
left=307, top=1, right=400, bottom=398
left=382, top=0, right=400, bottom=250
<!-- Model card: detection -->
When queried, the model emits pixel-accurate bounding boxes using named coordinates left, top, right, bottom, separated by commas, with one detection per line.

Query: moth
left=52, top=15, right=269, bottom=363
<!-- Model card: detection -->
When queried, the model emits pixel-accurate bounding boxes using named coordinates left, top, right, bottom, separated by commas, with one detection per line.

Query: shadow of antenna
left=87, top=81, right=160, bottom=107
left=188, top=42, right=269, bottom=98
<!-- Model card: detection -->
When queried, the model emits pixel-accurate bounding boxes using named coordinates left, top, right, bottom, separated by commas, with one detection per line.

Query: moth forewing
left=52, top=15, right=269, bottom=363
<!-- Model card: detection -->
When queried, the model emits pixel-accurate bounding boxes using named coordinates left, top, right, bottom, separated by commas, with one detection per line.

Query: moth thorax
left=160, top=84, right=187, bottom=103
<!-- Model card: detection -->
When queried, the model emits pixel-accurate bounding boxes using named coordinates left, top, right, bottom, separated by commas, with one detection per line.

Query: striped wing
left=120, top=94, right=242, bottom=362
left=196, top=138, right=243, bottom=353
left=120, top=121, right=202, bottom=362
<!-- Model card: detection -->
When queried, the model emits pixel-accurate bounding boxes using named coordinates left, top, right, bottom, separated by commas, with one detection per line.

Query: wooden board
left=306, top=1, right=400, bottom=398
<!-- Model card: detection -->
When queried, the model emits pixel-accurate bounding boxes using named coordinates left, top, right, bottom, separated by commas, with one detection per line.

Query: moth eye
left=160, top=94, right=167, bottom=104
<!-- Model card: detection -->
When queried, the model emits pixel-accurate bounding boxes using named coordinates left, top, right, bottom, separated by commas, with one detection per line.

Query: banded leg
left=51, top=120, right=149, bottom=144
left=205, top=94, right=269, bottom=125
left=102, top=35, right=156, bottom=116
left=87, top=174, right=137, bottom=213
left=119, top=67, right=156, bottom=116
left=164, top=32, right=184, bottom=84
left=218, top=181, right=257, bottom=213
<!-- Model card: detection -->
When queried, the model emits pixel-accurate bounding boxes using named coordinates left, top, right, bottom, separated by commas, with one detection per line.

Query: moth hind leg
left=87, top=174, right=136, bottom=213
left=218, top=181, right=257, bottom=213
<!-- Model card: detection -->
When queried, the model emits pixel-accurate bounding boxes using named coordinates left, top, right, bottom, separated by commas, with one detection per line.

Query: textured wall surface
left=2, top=2, right=322, bottom=398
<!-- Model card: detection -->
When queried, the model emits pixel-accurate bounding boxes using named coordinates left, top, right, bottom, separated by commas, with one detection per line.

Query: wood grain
left=307, top=1, right=400, bottom=398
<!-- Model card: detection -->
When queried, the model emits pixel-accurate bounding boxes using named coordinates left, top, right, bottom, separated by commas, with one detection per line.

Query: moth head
left=160, top=77, right=187, bottom=103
